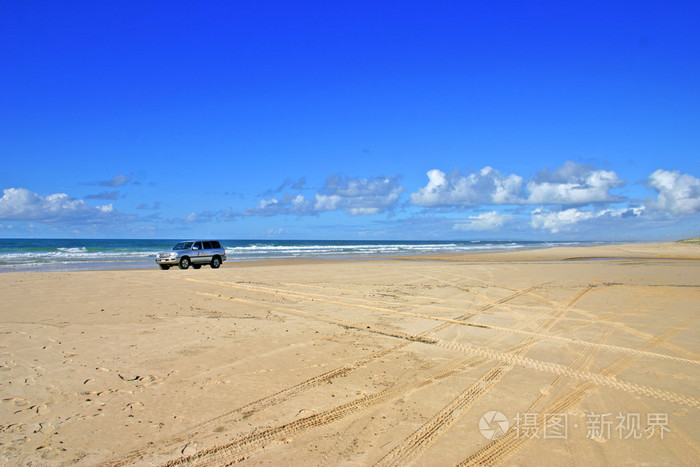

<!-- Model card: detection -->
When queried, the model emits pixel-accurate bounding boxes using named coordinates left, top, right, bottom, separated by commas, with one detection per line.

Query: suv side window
left=193, top=242, right=202, bottom=250
left=211, top=241, right=221, bottom=249
left=203, top=241, right=213, bottom=249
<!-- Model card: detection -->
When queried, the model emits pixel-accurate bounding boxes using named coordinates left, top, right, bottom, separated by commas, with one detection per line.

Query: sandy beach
left=0, top=242, right=698, bottom=466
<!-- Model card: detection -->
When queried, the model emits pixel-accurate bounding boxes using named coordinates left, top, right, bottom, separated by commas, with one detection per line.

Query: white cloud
left=243, top=194, right=314, bottom=216
left=411, top=162, right=624, bottom=208
left=530, top=207, right=595, bottom=233
left=244, top=175, right=404, bottom=217
left=452, top=211, right=509, bottom=231
left=411, top=167, right=523, bottom=207
left=647, top=169, right=700, bottom=216
left=597, top=206, right=646, bottom=218
left=314, top=175, right=404, bottom=215
left=0, top=188, right=117, bottom=223
left=526, top=162, right=624, bottom=204
left=530, top=205, right=645, bottom=233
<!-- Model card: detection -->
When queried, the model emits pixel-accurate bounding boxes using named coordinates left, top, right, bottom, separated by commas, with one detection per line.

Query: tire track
left=155, top=283, right=582, bottom=465
left=478, top=285, right=547, bottom=312
left=374, top=287, right=601, bottom=466
left=417, top=273, right=546, bottom=313
left=188, top=279, right=699, bottom=366
left=189, top=279, right=492, bottom=328
left=514, top=325, right=614, bottom=417
left=399, top=282, right=550, bottom=339
left=377, top=344, right=579, bottom=467
left=235, top=279, right=598, bottom=327
left=561, top=298, right=700, bottom=362
left=375, top=365, right=505, bottom=467
left=197, top=293, right=436, bottom=345
left=162, top=357, right=474, bottom=466
left=111, top=280, right=453, bottom=467
left=195, top=278, right=543, bottom=316
left=281, top=281, right=477, bottom=312
left=598, top=318, right=695, bottom=379
left=566, top=284, right=594, bottom=307
left=195, top=283, right=698, bottom=407
left=435, top=338, right=698, bottom=408
left=108, top=342, right=410, bottom=466
left=165, top=278, right=697, bottom=466
left=536, top=281, right=700, bottom=361
left=458, top=321, right=697, bottom=466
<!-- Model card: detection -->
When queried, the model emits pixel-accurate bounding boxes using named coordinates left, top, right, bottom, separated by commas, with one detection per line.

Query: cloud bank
left=0, top=188, right=116, bottom=223
left=411, top=161, right=625, bottom=207
left=314, top=175, right=404, bottom=215
left=2, top=162, right=697, bottom=238
left=231, top=163, right=698, bottom=237
left=411, top=167, right=524, bottom=207
left=244, top=175, right=404, bottom=217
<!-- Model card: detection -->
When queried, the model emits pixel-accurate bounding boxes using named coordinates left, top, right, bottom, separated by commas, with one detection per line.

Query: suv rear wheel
left=179, top=257, right=190, bottom=270
left=210, top=256, right=221, bottom=269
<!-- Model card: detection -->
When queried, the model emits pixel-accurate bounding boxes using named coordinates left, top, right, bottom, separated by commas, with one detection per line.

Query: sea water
left=0, top=238, right=606, bottom=272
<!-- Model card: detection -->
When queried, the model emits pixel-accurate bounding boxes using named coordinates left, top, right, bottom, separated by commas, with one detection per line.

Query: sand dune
left=0, top=242, right=698, bottom=465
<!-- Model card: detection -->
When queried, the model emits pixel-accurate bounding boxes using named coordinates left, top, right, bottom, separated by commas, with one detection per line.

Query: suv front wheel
left=179, top=257, right=190, bottom=270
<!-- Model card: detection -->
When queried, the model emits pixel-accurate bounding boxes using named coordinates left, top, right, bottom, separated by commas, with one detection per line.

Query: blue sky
left=1, top=0, right=698, bottom=240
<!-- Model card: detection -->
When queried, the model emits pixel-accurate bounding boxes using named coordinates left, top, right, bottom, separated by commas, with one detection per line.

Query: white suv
left=155, top=241, right=226, bottom=270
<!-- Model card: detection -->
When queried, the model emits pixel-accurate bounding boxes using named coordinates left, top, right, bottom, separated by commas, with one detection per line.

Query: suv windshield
left=173, top=242, right=193, bottom=250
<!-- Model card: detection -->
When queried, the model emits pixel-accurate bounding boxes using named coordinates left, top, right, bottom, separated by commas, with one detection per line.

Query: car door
left=192, top=241, right=204, bottom=263
left=202, top=241, right=213, bottom=262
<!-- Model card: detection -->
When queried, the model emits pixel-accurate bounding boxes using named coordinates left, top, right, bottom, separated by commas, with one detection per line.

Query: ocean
left=0, top=238, right=606, bottom=272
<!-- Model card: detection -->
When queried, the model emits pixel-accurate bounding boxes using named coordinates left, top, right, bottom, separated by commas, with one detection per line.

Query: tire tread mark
left=375, top=364, right=507, bottom=467
left=436, top=339, right=698, bottom=408
left=550, top=284, right=700, bottom=361
left=107, top=335, right=411, bottom=464
left=191, top=280, right=698, bottom=366
left=199, top=288, right=698, bottom=408
left=197, top=293, right=437, bottom=345
left=458, top=321, right=697, bottom=466
left=375, top=286, right=599, bottom=466
left=162, top=358, right=472, bottom=466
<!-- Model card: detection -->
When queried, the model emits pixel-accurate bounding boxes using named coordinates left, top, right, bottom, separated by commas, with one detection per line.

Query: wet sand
left=0, top=242, right=698, bottom=465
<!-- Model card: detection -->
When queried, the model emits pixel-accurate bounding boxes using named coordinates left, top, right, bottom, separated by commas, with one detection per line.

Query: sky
left=0, top=0, right=698, bottom=240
